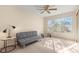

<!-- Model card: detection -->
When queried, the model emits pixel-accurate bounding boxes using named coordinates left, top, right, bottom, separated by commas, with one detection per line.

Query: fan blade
left=49, top=8, right=57, bottom=10
left=47, top=11, right=51, bottom=14
left=40, top=11, right=45, bottom=14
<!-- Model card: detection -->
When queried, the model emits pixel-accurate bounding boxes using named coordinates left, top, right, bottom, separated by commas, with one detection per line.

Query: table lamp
left=3, top=25, right=16, bottom=38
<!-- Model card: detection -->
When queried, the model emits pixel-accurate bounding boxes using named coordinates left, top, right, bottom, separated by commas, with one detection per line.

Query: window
left=48, top=16, right=72, bottom=33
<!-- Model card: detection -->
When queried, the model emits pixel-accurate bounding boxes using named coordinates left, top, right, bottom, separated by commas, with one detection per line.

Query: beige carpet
left=10, top=37, right=78, bottom=53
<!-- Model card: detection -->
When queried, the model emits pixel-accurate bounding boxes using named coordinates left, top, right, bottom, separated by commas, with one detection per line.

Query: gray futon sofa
left=16, top=31, right=41, bottom=48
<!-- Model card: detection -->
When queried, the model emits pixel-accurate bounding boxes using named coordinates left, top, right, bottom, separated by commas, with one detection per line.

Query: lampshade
left=3, top=29, right=7, bottom=33
left=3, top=25, right=16, bottom=33
left=12, top=26, right=16, bottom=29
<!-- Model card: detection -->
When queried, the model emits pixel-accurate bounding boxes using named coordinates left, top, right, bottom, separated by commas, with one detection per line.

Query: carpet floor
left=10, top=37, right=79, bottom=53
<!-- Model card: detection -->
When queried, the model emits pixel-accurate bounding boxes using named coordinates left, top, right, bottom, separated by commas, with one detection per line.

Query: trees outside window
left=48, top=17, right=72, bottom=33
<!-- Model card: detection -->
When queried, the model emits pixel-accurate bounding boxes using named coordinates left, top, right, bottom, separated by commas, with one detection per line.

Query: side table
left=0, top=37, right=16, bottom=53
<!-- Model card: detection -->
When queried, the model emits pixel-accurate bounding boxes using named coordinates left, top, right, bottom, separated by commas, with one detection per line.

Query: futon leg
left=21, top=44, right=26, bottom=48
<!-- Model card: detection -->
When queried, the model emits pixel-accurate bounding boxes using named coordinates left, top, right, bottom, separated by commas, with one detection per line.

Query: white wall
left=0, top=6, right=43, bottom=36
left=75, top=9, right=79, bottom=42
left=0, top=6, right=43, bottom=48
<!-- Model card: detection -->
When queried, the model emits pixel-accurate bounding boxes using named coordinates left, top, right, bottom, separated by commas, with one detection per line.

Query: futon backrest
left=16, top=31, right=37, bottom=40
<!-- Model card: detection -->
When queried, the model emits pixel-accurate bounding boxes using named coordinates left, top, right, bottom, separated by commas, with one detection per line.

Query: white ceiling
left=18, top=5, right=79, bottom=17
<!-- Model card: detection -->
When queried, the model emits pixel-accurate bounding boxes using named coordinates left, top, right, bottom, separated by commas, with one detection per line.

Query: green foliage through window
left=48, top=17, right=72, bottom=33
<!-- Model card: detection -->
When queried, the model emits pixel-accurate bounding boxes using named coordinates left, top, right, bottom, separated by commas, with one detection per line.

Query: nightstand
left=0, top=37, right=16, bottom=53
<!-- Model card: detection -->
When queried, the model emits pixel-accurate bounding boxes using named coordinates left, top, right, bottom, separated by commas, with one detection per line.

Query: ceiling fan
left=37, top=5, right=57, bottom=14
